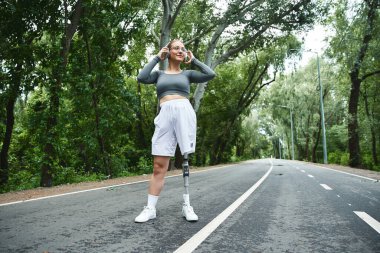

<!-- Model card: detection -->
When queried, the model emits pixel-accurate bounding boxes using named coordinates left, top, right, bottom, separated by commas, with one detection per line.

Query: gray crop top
left=137, top=56, right=216, bottom=99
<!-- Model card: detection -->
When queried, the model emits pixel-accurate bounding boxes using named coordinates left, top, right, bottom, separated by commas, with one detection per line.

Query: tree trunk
left=193, top=25, right=223, bottom=111
left=348, top=77, right=361, bottom=167
left=40, top=0, right=84, bottom=187
left=136, top=82, right=147, bottom=149
left=41, top=81, right=60, bottom=187
left=312, top=118, right=321, bottom=163
left=0, top=80, right=20, bottom=186
left=347, top=0, right=377, bottom=168
left=305, top=114, right=311, bottom=161
left=363, top=86, right=378, bottom=166
left=84, top=28, right=111, bottom=176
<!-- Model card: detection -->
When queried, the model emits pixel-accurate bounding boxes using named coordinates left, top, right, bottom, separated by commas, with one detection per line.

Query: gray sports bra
left=137, top=56, right=216, bottom=99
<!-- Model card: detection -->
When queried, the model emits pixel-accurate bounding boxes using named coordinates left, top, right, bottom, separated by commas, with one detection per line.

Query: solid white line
left=354, top=211, right=380, bottom=234
left=320, top=184, right=332, bottom=190
left=174, top=161, right=273, bottom=253
left=308, top=174, right=314, bottom=178
left=0, top=164, right=235, bottom=207
left=308, top=164, right=377, bottom=182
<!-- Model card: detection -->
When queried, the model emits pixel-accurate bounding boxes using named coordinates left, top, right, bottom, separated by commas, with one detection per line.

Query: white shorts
left=151, top=99, right=196, bottom=157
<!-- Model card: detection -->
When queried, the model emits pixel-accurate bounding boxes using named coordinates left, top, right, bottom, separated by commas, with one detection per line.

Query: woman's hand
left=184, top=50, right=194, bottom=64
left=157, top=44, right=170, bottom=61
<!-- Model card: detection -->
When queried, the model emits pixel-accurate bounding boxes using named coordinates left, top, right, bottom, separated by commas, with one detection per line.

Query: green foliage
left=340, top=152, right=350, bottom=166
left=54, top=167, right=104, bottom=185
left=3, top=0, right=378, bottom=193
left=327, top=150, right=350, bottom=166
left=2, top=170, right=40, bottom=193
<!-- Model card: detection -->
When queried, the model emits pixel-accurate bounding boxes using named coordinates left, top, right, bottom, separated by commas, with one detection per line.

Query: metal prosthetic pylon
left=182, top=153, right=190, bottom=195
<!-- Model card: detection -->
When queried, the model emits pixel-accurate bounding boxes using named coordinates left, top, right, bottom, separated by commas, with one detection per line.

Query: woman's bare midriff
left=159, top=94, right=187, bottom=104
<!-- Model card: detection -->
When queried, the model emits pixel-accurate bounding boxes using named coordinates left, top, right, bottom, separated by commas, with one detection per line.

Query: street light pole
left=316, top=54, right=328, bottom=164
left=286, top=48, right=327, bottom=163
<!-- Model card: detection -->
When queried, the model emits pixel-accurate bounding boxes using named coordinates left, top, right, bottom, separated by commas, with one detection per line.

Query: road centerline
left=173, top=160, right=273, bottom=253
left=320, top=184, right=333, bottom=190
left=354, top=211, right=380, bottom=234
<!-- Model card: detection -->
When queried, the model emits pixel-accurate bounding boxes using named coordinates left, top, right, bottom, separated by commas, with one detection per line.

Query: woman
left=135, top=39, right=216, bottom=223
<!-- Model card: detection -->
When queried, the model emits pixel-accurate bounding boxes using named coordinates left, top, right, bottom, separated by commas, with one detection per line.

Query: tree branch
left=184, top=24, right=217, bottom=45
left=237, top=53, right=259, bottom=109
left=161, top=0, right=170, bottom=31
left=244, top=70, right=276, bottom=109
left=350, top=0, right=377, bottom=80
left=150, top=23, right=160, bottom=45
left=361, top=69, right=380, bottom=81
left=168, top=0, right=186, bottom=29
left=214, top=0, right=307, bottom=67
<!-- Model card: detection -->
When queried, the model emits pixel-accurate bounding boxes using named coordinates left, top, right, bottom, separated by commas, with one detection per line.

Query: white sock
left=183, top=194, right=190, bottom=206
left=147, top=194, right=159, bottom=208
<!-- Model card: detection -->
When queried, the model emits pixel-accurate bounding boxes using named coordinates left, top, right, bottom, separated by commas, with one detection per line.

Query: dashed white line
left=320, top=184, right=332, bottom=190
left=308, top=174, right=314, bottom=178
left=174, top=161, right=273, bottom=253
left=301, top=170, right=305, bottom=173
left=354, top=211, right=380, bottom=234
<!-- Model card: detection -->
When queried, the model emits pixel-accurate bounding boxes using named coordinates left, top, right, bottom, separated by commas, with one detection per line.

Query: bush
left=54, top=166, right=104, bottom=186
left=328, top=151, right=342, bottom=164
left=4, top=170, right=40, bottom=193
left=361, top=153, right=374, bottom=170
left=340, top=152, right=349, bottom=166
left=137, top=156, right=153, bottom=174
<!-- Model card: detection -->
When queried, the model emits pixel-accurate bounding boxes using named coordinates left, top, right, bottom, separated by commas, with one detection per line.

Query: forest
left=0, top=0, right=379, bottom=192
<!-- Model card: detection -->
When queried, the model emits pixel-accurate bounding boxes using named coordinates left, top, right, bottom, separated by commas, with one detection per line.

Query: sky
left=283, top=23, right=334, bottom=73
left=298, top=24, right=333, bottom=65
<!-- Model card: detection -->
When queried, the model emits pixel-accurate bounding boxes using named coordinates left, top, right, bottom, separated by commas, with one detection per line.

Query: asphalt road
left=1, top=159, right=379, bottom=252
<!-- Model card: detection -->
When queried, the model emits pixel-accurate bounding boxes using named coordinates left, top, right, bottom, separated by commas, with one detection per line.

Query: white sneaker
left=135, top=206, right=156, bottom=223
left=182, top=204, right=198, bottom=221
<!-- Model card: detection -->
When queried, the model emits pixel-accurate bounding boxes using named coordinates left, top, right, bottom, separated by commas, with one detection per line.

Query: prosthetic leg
left=181, top=153, right=198, bottom=221
left=182, top=153, right=190, bottom=195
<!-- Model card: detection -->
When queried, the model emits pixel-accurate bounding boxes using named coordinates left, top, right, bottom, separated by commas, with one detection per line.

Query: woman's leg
left=149, top=155, right=170, bottom=196
left=135, top=155, right=170, bottom=223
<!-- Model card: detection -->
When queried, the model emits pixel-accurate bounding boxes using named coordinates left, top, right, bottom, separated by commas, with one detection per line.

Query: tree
left=0, top=0, right=62, bottom=186
left=193, top=0, right=325, bottom=112
left=328, top=0, right=380, bottom=167
left=40, top=0, right=84, bottom=187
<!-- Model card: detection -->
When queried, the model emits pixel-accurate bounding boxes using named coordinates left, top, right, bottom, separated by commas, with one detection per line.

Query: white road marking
left=337, top=195, right=341, bottom=198
left=0, top=163, right=236, bottom=207
left=308, top=174, right=314, bottom=178
left=320, top=184, right=332, bottom=190
left=301, top=170, right=305, bottom=173
left=354, top=211, right=380, bottom=234
left=348, top=203, right=352, bottom=206
left=174, top=161, right=273, bottom=253
left=308, top=164, right=377, bottom=182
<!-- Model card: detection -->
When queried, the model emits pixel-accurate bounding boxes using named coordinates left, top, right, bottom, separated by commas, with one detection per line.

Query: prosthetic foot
left=182, top=154, right=198, bottom=221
